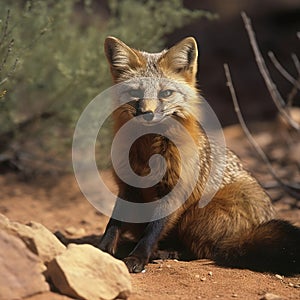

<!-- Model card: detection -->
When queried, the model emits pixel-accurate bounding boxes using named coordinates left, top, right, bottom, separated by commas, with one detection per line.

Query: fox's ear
left=159, top=37, right=198, bottom=84
left=104, top=36, right=144, bottom=81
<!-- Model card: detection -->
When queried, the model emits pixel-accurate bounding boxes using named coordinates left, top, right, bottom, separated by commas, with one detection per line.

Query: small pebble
left=65, top=226, right=86, bottom=236
left=232, top=294, right=238, bottom=298
left=141, top=269, right=146, bottom=273
left=195, top=274, right=200, bottom=279
left=166, top=264, right=171, bottom=268
left=200, top=277, right=206, bottom=281
left=275, top=274, right=283, bottom=280
left=288, top=282, right=294, bottom=287
left=65, top=226, right=77, bottom=235
left=208, top=271, right=213, bottom=276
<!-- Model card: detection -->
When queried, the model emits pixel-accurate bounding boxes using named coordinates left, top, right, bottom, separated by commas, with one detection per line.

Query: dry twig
left=268, top=51, right=300, bottom=91
left=0, top=9, right=10, bottom=47
left=224, top=63, right=300, bottom=199
left=287, top=76, right=300, bottom=107
left=292, top=53, right=300, bottom=75
left=287, top=54, right=300, bottom=106
left=241, top=11, right=300, bottom=131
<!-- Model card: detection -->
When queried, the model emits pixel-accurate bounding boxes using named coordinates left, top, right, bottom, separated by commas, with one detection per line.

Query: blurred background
left=0, top=0, right=299, bottom=176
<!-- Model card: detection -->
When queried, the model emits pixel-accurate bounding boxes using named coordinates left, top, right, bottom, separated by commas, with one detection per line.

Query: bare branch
left=0, top=38, right=14, bottom=74
left=287, top=78, right=300, bottom=107
left=224, top=63, right=300, bottom=199
left=268, top=51, right=300, bottom=90
left=241, top=11, right=300, bottom=131
left=291, top=53, right=300, bottom=75
left=0, top=78, right=8, bottom=86
left=0, top=9, right=10, bottom=46
left=286, top=54, right=300, bottom=107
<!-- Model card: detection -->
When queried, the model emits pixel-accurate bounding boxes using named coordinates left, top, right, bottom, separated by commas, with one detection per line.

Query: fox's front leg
left=99, top=218, right=122, bottom=255
left=99, top=196, right=126, bottom=254
left=124, top=217, right=167, bottom=273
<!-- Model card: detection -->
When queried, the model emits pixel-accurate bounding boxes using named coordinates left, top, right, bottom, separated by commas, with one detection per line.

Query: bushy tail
left=214, top=220, right=300, bottom=275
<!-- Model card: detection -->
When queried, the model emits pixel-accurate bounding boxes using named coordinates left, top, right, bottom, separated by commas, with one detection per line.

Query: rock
left=65, top=226, right=86, bottom=236
left=48, top=243, right=132, bottom=300
left=0, top=230, right=49, bottom=300
left=0, top=214, right=66, bottom=264
left=25, top=291, right=74, bottom=300
left=260, top=293, right=283, bottom=300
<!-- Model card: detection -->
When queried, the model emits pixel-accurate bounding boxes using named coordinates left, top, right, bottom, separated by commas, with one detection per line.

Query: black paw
left=123, top=256, right=146, bottom=273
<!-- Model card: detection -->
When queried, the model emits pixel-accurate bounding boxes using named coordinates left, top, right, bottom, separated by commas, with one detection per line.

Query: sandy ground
left=0, top=123, right=299, bottom=300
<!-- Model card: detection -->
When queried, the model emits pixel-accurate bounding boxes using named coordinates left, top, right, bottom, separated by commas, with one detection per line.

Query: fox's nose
left=136, top=109, right=154, bottom=121
left=142, top=111, right=154, bottom=121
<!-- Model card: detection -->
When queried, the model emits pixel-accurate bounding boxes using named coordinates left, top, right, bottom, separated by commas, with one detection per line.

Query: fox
left=99, top=36, right=300, bottom=274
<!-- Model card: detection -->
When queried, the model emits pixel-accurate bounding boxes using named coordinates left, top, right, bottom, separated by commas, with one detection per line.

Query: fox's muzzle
left=135, top=98, right=159, bottom=121
left=138, top=99, right=158, bottom=114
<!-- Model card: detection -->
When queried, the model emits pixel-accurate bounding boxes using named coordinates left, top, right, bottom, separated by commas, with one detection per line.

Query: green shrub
left=0, top=0, right=215, bottom=173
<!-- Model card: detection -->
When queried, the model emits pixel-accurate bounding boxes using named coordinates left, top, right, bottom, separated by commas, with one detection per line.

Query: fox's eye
left=129, top=89, right=144, bottom=99
left=158, top=89, right=173, bottom=98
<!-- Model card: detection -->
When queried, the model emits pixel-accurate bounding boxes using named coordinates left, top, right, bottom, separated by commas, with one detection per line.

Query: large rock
left=48, top=244, right=132, bottom=300
left=0, top=214, right=65, bottom=264
left=0, top=230, right=49, bottom=300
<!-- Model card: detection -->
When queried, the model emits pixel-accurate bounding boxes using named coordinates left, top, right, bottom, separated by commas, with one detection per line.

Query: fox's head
left=104, top=36, right=200, bottom=124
